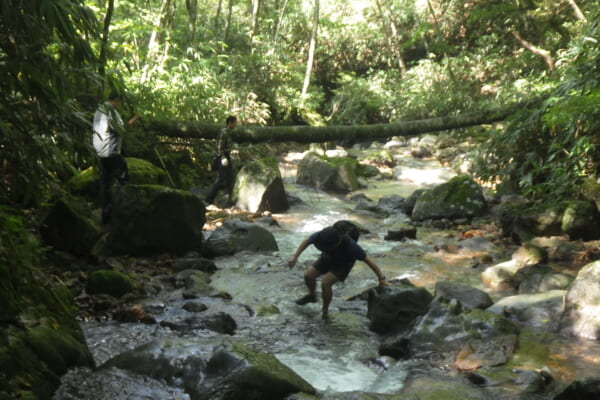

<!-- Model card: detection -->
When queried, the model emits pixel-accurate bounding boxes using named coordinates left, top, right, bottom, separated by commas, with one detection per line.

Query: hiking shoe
left=295, top=294, right=317, bottom=305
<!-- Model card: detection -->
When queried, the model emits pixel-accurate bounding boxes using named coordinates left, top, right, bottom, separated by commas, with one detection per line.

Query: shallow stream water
left=55, top=147, right=600, bottom=399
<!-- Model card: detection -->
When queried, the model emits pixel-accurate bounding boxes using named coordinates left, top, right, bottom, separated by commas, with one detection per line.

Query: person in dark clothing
left=288, top=221, right=390, bottom=319
left=206, top=115, right=237, bottom=204
left=92, top=92, right=141, bottom=224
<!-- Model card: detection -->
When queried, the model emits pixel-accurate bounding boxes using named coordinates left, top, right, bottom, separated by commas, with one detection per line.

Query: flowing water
left=55, top=147, right=600, bottom=399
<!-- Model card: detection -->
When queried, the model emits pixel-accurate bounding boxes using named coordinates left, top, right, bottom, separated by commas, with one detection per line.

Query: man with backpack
left=288, top=220, right=390, bottom=319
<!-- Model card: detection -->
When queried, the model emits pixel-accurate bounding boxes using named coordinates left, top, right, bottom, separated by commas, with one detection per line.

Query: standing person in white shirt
left=92, top=92, right=141, bottom=224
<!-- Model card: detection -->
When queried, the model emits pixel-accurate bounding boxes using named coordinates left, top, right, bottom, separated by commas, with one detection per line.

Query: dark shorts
left=313, top=253, right=356, bottom=282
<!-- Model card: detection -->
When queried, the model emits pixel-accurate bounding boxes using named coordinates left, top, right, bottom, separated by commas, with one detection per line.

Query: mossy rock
left=412, top=175, right=486, bottom=221
left=39, top=195, right=102, bottom=256
left=297, top=152, right=360, bottom=193
left=86, top=269, right=134, bottom=298
left=108, top=184, right=206, bottom=255
left=67, top=157, right=169, bottom=201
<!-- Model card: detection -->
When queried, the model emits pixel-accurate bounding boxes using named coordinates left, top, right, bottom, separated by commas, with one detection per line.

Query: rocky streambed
left=52, top=142, right=600, bottom=400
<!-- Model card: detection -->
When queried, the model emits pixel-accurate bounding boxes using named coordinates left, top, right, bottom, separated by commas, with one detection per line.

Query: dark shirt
left=308, top=231, right=367, bottom=264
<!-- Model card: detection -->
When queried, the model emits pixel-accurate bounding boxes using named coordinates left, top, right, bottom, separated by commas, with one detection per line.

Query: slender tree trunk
left=565, top=0, right=587, bottom=22
left=301, top=0, right=319, bottom=104
left=274, top=0, right=289, bottom=41
left=512, top=31, right=556, bottom=71
left=375, top=0, right=407, bottom=75
left=426, top=0, right=456, bottom=82
left=98, top=0, right=115, bottom=78
left=224, top=0, right=234, bottom=44
left=141, top=0, right=171, bottom=83
left=250, top=0, right=261, bottom=41
left=215, top=0, right=223, bottom=30
left=148, top=98, right=543, bottom=143
left=186, top=0, right=198, bottom=43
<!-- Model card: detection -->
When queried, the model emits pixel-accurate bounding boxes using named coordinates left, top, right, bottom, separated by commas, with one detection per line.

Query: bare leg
left=296, top=267, right=322, bottom=305
left=304, top=267, right=321, bottom=296
left=320, top=272, right=339, bottom=319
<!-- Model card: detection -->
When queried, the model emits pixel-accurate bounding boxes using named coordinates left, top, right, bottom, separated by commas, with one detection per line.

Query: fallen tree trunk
left=147, top=99, right=541, bottom=143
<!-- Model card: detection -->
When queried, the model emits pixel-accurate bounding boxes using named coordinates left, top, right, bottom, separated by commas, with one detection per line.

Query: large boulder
left=411, top=175, right=486, bottom=221
left=296, top=152, right=360, bottom=193
left=101, top=338, right=316, bottom=400
left=560, top=260, right=600, bottom=340
left=381, top=298, right=519, bottom=359
left=480, top=244, right=548, bottom=290
left=108, top=184, right=205, bottom=255
left=203, top=219, right=279, bottom=257
left=367, top=285, right=433, bottom=335
left=67, top=157, right=170, bottom=202
left=40, top=195, right=102, bottom=256
left=231, top=156, right=289, bottom=213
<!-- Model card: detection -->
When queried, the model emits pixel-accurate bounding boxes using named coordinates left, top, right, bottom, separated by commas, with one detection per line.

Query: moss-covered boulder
left=39, top=195, right=102, bottom=256
left=101, top=338, right=316, bottom=400
left=108, top=184, right=206, bottom=255
left=412, top=175, right=486, bottom=221
left=231, top=156, right=289, bottom=213
left=67, top=157, right=170, bottom=202
left=296, top=152, right=360, bottom=193
left=496, top=200, right=600, bottom=243
left=86, top=269, right=134, bottom=298
left=1, top=210, right=94, bottom=399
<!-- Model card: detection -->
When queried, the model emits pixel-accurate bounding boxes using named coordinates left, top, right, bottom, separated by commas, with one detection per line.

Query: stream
left=54, top=146, right=600, bottom=399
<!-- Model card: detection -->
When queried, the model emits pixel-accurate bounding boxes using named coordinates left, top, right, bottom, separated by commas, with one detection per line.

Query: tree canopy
left=1, top=0, right=599, bottom=207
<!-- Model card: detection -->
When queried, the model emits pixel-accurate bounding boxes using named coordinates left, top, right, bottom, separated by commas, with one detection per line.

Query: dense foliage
left=0, top=0, right=599, bottom=208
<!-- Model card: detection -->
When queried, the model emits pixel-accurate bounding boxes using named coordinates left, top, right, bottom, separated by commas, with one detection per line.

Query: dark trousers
left=206, top=155, right=233, bottom=203
left=100, top=155, right=129, bottom=223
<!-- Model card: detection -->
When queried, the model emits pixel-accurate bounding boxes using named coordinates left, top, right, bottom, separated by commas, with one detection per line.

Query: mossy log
left=147, top=99, right=541, bottom=143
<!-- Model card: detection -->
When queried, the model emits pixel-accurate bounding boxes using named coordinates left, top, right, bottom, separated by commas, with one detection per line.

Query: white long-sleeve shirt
left=93, top=102, right=124, bottom=157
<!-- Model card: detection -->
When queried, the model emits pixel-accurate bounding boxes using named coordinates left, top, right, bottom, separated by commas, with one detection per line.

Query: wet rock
left=384, top=223, right=417, bottom=241
left=487, top=290, right=565, bottom=330
left=296, top=152, right=360, bottom=193
left=108, top=184, right=205, bottom=255
left=183, top=301, right=208, bottom=313
left=481, top=244, right=547, bottom=290
left=454, top=334, right=517, bottom=371
left=554, top=378, right=600, bottom=400
left=231, top=156, right=289, bottom=213
left=434, top=281, right=493, bottom=310
left=113, top=305, right=156, bottom=324
left=411, top=175, right=487, bottom=221
left=514, top=265, right=574, bottom=294
left=367, top=286, right=433, bottom=334
left=403, top=189, right=427, bottom=216
left=203, top=219, right=279, bottom=257
left=401, top=371, right=491, bottom=400
left=383, top=298, right=519, bottom=359
left=160, top=312, right=237, bottom=335
left=100, top=338, right=316, bottom=399
left=377, top=194, right=406, bottom=214
left=173, top=257, right=218, bottom=273
left=560, top=260, right=600, bottom=340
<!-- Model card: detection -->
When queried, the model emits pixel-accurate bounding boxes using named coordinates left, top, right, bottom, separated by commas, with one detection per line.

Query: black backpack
left=333, top=220, right=360, bottom=242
